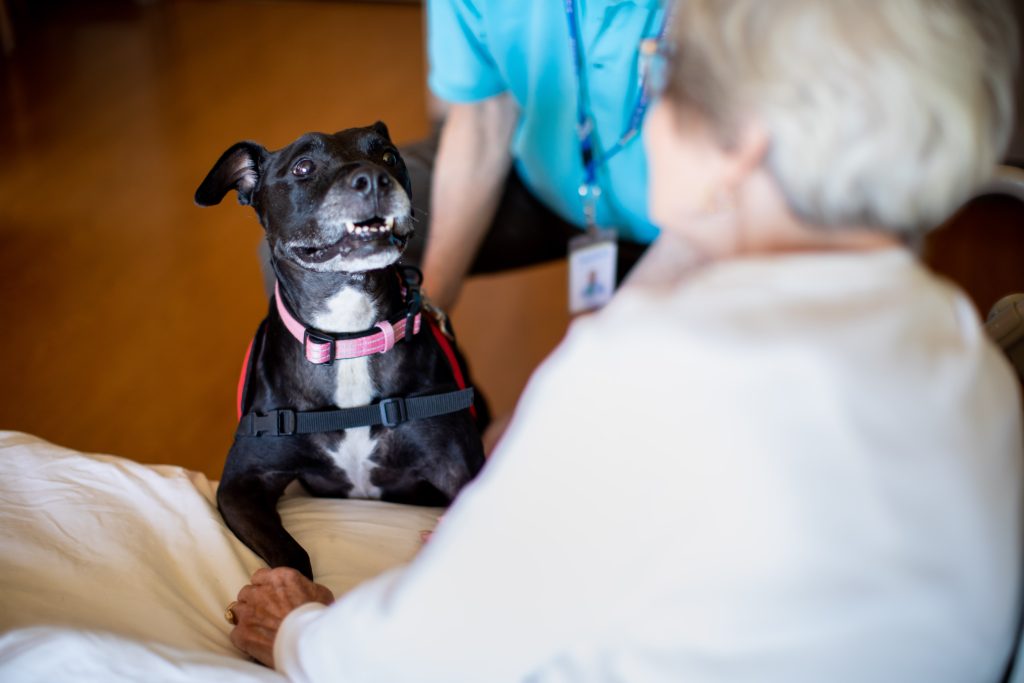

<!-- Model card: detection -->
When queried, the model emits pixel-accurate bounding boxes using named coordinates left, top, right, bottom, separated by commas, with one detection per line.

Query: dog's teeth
left=384, top=217, right=394, bottom=231
left=345, top=222, right=355, bottom=234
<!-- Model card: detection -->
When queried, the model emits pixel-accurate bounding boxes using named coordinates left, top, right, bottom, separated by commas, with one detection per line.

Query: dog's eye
left=382, top=151, right=397, bottom=167
left=292, top=159, right=315, bottom=177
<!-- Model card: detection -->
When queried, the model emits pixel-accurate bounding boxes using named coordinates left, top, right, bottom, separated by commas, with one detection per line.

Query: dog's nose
left=349, top=168, right=392, bottom=195
left=350, top=169, right=373, bottom=195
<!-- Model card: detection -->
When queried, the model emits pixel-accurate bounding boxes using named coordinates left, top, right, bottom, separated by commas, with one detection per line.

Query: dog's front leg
left=218, top=448, right=314, bottom=579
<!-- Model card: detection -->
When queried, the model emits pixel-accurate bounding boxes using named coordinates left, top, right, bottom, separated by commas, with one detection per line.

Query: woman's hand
left=229, top=567, right=335, bottom=668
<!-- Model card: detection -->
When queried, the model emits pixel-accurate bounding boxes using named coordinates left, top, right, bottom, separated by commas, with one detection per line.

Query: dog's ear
left=370, top=121, right=391, bottom=141
left=194, top=142, right=267, bottom=207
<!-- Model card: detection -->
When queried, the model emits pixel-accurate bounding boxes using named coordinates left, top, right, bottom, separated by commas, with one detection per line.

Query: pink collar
left=274, top=281, right=422, bottom=364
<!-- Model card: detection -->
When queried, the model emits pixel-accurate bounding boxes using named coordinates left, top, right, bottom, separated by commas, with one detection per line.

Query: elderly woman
left=227, top=1, right=1023, bottom=681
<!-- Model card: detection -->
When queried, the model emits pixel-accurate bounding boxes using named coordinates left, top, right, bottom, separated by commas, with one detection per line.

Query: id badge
left=568, top=229, right=618, bottom=314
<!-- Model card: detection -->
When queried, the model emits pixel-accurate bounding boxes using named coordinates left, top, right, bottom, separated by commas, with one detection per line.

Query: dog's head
left=195, top=122, right=413, bottom=273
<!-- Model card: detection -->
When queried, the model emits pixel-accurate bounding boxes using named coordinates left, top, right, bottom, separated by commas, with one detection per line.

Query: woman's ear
left=720, top=120, right=769, bottom=190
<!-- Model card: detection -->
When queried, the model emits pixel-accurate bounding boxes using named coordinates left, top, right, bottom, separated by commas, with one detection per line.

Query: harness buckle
left=405, top=290, right=422, bottom=342
left=250, top=409, right=296, bottom=437
left=378, top=397, right=408, bottom=428
left=303, top=329, right=336, bottom=365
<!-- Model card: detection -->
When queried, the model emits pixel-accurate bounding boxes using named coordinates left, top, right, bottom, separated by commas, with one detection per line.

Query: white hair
left=666, top=0, right=1020, bottom=234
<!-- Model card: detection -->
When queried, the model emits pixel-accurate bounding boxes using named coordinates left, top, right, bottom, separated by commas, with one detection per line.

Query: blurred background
left=0, top=0, right=1021, bottom=479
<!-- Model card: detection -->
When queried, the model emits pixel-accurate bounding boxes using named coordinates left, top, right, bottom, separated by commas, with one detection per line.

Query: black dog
left=195, top=123, right=487, bottom=579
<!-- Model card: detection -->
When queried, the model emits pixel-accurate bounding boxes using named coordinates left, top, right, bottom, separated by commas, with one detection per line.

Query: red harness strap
left=237, top=334, right=257, bottom=421
left=426, top=316, right=477, bottom=421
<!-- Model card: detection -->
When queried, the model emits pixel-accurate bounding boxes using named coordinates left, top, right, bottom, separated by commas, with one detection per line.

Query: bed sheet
left=0, top=431, right=441, bottom=681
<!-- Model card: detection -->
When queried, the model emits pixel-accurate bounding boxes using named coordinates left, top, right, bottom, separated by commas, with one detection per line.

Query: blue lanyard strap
left=563, top=0, right=594, bottom=182
left=565, top=0, right=672, bottom=226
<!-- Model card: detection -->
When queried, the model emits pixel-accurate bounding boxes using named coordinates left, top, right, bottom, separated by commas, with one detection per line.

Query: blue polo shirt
left=427, top=0, right=664, bottom=245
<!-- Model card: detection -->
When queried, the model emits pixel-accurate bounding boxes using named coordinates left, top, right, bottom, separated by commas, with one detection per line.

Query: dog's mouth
left=345, top=215, right=395, bottom=237
left=289, top=214, right=407, bottom=267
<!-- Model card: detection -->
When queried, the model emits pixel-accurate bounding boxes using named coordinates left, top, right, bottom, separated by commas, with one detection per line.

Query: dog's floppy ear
left=370, top=121, right=391, bottom=141
left=194, top=142, right=267, bottom=207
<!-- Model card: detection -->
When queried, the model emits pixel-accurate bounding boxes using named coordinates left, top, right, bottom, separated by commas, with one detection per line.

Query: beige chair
left=977, top=166, right=1024, bottom=382
left=958, top=166, right=1024, bottom=683
left=994, top=297, right=1024, bottom=683
left=924, top=165, right=1024, bottom=319
left=989, top=294, right=1024, bottom=383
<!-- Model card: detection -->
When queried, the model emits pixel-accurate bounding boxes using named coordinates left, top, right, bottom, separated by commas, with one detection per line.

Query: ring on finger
left=224, top=601, right=239, bottom=625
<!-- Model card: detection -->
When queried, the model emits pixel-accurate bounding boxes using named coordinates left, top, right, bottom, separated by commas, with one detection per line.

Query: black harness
left=235, top=266, right=475, bottom=438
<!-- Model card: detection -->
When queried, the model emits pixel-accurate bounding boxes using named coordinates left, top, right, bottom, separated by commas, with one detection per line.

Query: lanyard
left=564, top=0, right=671, bottom=230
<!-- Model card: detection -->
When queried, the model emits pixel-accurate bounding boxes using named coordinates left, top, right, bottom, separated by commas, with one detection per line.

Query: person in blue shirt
left=403, top=0, right=668, bottom=312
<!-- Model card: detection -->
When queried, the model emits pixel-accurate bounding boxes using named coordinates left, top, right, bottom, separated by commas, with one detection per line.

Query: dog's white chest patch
left=313, top=287, right=381, bottom=498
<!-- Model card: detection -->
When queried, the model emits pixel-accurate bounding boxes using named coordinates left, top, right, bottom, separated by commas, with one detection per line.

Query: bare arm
left=421, top=93, right=519, bottom=311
